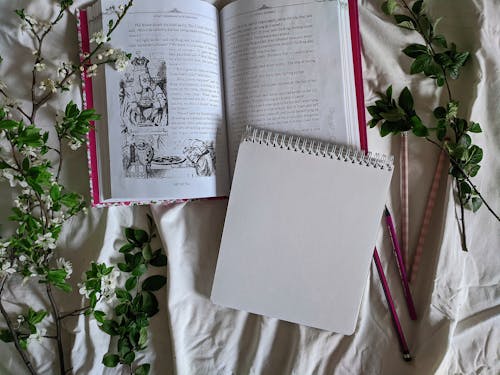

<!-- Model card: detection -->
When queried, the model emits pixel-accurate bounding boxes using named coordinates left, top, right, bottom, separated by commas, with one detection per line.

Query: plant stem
left=59, top=305, right=91, bottom=320
left=46, top=284, right=66, bottom=375
left=399, top=0, right=453, bottom=102
left=425, top=137, right=500, bottom=221
left=455, top=179, right=468, bottom=251
left=0, top=276, right=40, bottom=375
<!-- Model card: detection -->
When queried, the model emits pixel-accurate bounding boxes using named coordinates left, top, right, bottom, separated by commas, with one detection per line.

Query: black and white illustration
left=122, top=134, right=216, bottom=179
left=119, top=56, right=168, bottom=130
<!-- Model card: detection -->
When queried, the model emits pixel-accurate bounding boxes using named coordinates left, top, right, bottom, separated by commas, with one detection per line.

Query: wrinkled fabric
left=0, top=0, right=498, bottom=374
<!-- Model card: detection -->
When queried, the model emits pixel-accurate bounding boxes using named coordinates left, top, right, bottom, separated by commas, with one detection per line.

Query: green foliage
left=367, top=0, right=497, bottom=251
left=56, top=101, right=100, bottom=146
left=96, top=222, right=167, bottom=372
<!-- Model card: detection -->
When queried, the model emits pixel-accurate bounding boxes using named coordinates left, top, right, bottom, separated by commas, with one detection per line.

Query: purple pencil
left=373, top=248, right=412, bottom=361
left=384, top=206, right=417, bottom=320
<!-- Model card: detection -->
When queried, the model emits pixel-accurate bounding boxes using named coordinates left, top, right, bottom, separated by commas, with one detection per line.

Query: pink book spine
left=77, top=9, right=101, bottom=207
left=348, top=0, right=368, bottom=152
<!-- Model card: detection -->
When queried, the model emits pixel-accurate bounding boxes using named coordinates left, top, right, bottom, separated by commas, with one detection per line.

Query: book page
left=220, top=0, right=358, bottom=172
left=98, top=0, right=229, bottom=201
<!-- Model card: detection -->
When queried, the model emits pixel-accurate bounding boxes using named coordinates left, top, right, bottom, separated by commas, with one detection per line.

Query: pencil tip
left=403, top=353, right=412, bottom=362
left=384, top=206, right=390, bottom=216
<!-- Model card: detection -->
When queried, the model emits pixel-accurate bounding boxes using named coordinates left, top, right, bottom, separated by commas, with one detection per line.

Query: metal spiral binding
left=242, top=126, right=394, bottom=171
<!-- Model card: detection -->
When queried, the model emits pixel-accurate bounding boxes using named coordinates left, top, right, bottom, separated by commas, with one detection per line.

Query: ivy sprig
left=99, top=219, right=167, bottom=375
left=370, top=0, right=500, bottom=252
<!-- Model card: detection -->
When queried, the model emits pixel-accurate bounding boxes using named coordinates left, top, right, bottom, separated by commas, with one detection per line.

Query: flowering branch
left=0, top=1, right=137, bottom=374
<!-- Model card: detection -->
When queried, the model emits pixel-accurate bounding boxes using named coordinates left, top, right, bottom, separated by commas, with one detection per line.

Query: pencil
left=410, top=147, right=448, bottom=284
left=400, top=132, right=409, bottom=274
left=384, top=206, right=417, bottom=320
left=373, top=247, right=412, bottom=361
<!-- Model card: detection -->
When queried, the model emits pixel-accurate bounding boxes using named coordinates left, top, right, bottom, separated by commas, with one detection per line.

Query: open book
left=78, top=0, right=366, bottom=206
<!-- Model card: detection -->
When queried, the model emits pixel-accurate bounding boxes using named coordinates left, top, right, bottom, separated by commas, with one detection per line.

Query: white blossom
left=0, top=241, right=9, bottom=257
left=57, top=63, right=68, bottom=77
left=21, top=146, right=38, bottom=158
left=39, top=79, right=57, bottom=93
left=34, top=63, right=46, bottom=72
left=56, top=257, right=73, bottom=278
left=24, top=15, right=38, bottom=25
left=112, top=49, right=130, bottom=72
left=34, top=233, right=57, bottom=250
left=78, top=282, right=91, bottom=298
left=28, top=328, right=46, bottom=343
left=89, top=30, right=108, bottom=44
left=68, top=139, right=82, bottom=150
left=0, top=260, right=16, bottom=276
left=14, top=198, right=29, bottom=212
left=101, top=269, right=120, bottom=300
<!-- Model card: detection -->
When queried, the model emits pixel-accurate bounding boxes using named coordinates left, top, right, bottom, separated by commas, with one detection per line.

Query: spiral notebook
left=211, top=127, right=394, bottom=334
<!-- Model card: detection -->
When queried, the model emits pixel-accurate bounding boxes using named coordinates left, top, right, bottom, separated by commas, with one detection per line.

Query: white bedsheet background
left=0, top=0, right=498, bottom=374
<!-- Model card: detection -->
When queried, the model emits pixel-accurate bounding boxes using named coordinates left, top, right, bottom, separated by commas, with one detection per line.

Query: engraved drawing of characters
left=183, top=140, right=216, bottom=177
left=120, top=57, right=168, bottom=128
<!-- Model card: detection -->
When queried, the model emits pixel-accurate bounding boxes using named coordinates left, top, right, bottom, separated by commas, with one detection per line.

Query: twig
left=46, top=284, right=66, bottom=375
left=59, top=305, right=91, bottom=320
left=0, top=277, right=40, bottom=375
left=425, top=137, right=499, bottom=221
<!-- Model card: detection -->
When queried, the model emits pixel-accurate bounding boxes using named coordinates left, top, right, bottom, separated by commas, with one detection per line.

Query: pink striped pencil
left=400, top=132, right=410, bottom=274
left=373, top=248, right=412, bottom=361
left=410, top=148, right=448, bottom=284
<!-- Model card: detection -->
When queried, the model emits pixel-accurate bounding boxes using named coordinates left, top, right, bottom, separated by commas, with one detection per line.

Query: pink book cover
left=77, top=0, right=368, bottom=207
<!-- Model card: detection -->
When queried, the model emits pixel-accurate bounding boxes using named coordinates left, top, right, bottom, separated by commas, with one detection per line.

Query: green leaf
left=19, top=338, right=28, bottom=350
left=142, top=275, right=167, bottom=292
left=468, top=145, right=483, bottom=164
left=470, top=197, right=482, bottom=213
left=0, top=119, right=18, bottom=130
left=142, top=243, right=153, bottom=261
left=0, top=330, right=14, bottom=343
left=138, top=326, right=148, bottom=348
left=436, top=119, right=447, bottom=141
left=100, top=320, right=119, bottom=336
left=102, top=353, right=120, bottom=368
left=141, top=291, right=159, bottom=316
left=433, top=34, right=448, bottom=48
left=382, top=0, right=398, bottom=15
left=380, top=121, right=393, bottom=137
left=447, top=101, right=459, bottom=120
left=118, top=262, right=131, bottom=272
left=134, top=229, right=149, bottom=244
left=125, top=276, right=138, bottom=291
left=402, top=44, right=427, bottom=58
left=115, top=303, right=128, bottom=316
left=116, top=289, right=132, bottom=302
left=123, top=351, right=135, bottom=365
left=412, top=0, right=424, bottom=15
left=150, top=251, right=167, bottom=267
left=394, top=14, right=415, bottom=29
left=119, top=243, right=136, bottom=253
left=469, top=122, right=482, bottom=133
left=385, top=85, right=393, bottom=100
left=93, top=310, right=106, bottom=324
left=380, top=108, right=405, bottom=121
left=458, top=134, right=472, bottom=148
left=28, top=310, right=47, bottom=325
left=410, top=54, right=432, bottom=74
left=135, top=364, right=151, bottom=375
left=132, top=263, right=147, bottom=277
left=433, top=106, right=447, bottom=119
left=410, top=116, right=428, bottom=137
left=398, top=87, right=414, bottom=114
left=466, top=163, right=480, bottom=177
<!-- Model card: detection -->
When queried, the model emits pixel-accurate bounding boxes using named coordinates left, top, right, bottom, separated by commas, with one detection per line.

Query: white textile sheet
left=0, top=0, right=499, bottom=374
